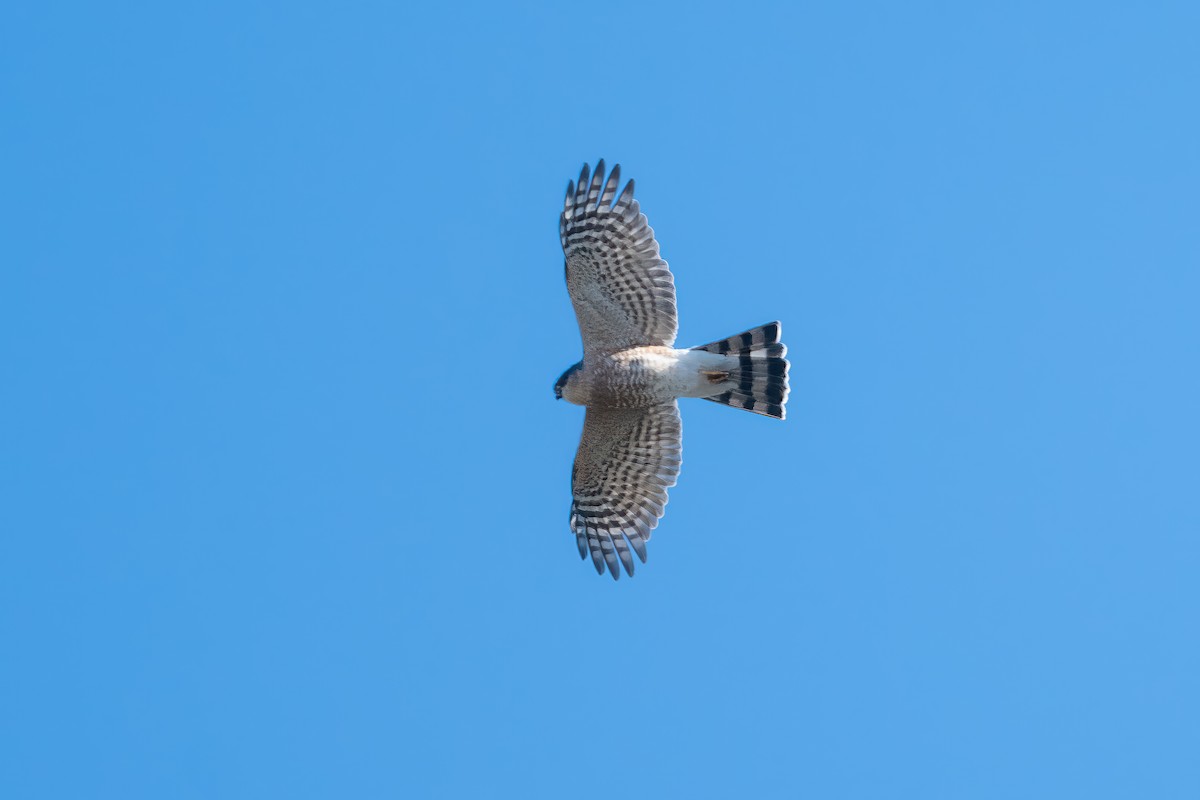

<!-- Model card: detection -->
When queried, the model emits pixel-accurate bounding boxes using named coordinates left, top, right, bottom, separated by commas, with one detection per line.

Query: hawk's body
left=555, top=161, right=789, bottom=579
left=560, top=346, right=735, bottom=408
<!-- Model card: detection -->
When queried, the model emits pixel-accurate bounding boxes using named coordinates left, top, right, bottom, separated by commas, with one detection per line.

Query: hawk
left=555, top=160, right=790, bottom=579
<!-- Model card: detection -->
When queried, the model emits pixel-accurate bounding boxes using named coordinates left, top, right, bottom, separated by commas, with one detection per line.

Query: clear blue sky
left=3, top=2, right=1198, bottom=797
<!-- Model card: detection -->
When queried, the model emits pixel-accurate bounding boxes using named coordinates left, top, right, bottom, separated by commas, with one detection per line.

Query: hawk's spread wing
left=569, top=402, right=682, bottom=579
left=561, top=161, right=678, bottom=354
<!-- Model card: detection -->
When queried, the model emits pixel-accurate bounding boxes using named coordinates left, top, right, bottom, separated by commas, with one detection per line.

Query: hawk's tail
left=692, top=322, right=790, bottom=420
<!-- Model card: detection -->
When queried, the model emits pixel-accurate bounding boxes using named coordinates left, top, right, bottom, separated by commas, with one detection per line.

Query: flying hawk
left=555, top=160, right=789, bottom=579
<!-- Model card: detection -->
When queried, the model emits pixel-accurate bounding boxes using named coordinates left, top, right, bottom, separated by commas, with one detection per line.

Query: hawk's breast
left=585, top=346, right=684, bottom=408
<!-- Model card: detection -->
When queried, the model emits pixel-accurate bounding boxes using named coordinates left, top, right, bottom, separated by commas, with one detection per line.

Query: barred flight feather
left=561, top=160, right=678, bottom=354
left=569, top=403, right=682, bottom=579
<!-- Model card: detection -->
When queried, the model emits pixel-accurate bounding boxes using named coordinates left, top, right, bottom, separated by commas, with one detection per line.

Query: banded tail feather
left=694, top=322, right=790, bottom=420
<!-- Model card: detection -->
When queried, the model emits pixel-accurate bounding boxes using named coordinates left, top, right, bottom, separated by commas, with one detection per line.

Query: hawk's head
left=554, top=362, right=582, bottom=401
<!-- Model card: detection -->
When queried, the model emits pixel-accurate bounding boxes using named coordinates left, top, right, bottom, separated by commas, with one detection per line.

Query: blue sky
left=3, top=2, right=1198, bottom=797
